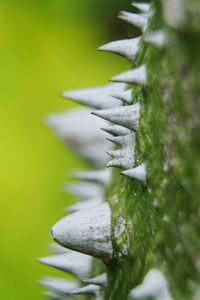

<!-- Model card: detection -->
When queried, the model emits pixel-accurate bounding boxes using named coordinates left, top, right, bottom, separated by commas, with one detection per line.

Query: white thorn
left=144, top=30, right=168, bottom=49
left=45, top=108, right=112, bottom=168
left=61, top=83, right=126, bottom=109
left=38, top=252, right=92, bottom=279
left=92, top=103, right=140, bottom=131
left=121, top=163, right=146, bottom=184
left=64, top=284, right=100, bottom=296
left=98, top=37, right=141, bottom=61
left=106, top=132, right=136, bottom=147
left=106, top=148, right=135, bottom=170
left=131, top=2, right=150, bottom=13
left=101, top=124, right=132, bottom=136
left=63, top=182, right=104, bottom=200
left=118, top=11, right=148, bottom=32
left=82, top=273, right=107, bottom=287
left=111, top=89, right=133, bottom=105
left=51, top=203, right=113, bottom=263
left=129, top=269, right=173, bottom=300
left=73, top=168, right=111, bottom=186
left=111, top=65, right=147, bottom=87
left=38, top=277, right=78, bottom=294
left=66, top=196, right=104, bottom=214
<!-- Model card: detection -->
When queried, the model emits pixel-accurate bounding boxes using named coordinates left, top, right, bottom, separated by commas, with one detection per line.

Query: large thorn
left=111, top=65, right=147, bottom=87
left=129, top=269, right=172, bottom=300
left=121, top=163, right=146, bottom=184
left=101, top=124, right=132, bottom=136
left=45, top=108, right=111, bottom=168
left=98, top=37, right=141, bottom=61
left=92, top=103, right=140, bottom=131
left=73, top=169, right=111, bottom=186
left=106, top=132, right=136, bottom=147
left=144, top=30, right=168, bottom=49
left=38, top=252, right=92, bottom=279
left=63, top=182, right=104, bottom=200
left=61, top=83, right=126, bottom=109
left=118, top=11, right=148, bottom=32
left=66, top=196, right=104, bottom=213
left=38, top=277, right=78, bottom=295
left=51, top=203, right=113, bottom=263
left=111, top=89, right=133, bottom=105
left=63, top=285, right=100, bottom=296
left=131, top=2, right=150, bottom=13
left=82, top=273, right=107, bottom=287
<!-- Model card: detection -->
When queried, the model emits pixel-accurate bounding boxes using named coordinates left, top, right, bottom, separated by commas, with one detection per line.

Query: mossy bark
left=102, top=1, right=200, bottom=299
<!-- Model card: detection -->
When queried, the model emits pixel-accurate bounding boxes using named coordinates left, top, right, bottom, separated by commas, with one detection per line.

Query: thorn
left=131, top=2, right=150, bottom=13
left=73, top=168, right=111, bottom=186
left=61, top=83, right=126, bottom=109
left=98, top=37, right=141, bottom=61
left=118, top=11, right=148, bottom=32
left=82, top=273, right=107, bottom=287
left=101, top=124, right=132, bottom=136
left=111, top=89, right=133, bottom=105
left=106, top=133, right=136, bottom=147
left=129, top=269, right=173, bottom=300
left=66, top=196, right=104, bottom=214
left=144, top=30, right=168, bottom=49
left=111, top=65, right=147, bottom=87
left=38, top=252, right=92, bottom=279
left=92, top=103, right=140, bottom=131
left=63, top=182, right=104, bottom=200
left=38, top=277, right=78, bottom=295
left=51, top=203, right=113, bottom=263
left=64, top=285, right=100, bottom=296
left=121, top=163, right=146, bottom=184
left=106, top=149, right=135, bottom=170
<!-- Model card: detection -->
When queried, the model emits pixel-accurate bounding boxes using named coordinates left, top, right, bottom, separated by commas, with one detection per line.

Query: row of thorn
left=39, top=1, right=171, bottom=300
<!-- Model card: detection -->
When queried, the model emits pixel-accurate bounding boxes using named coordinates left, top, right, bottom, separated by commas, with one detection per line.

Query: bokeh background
left=0, top=0, right=133, bottom=299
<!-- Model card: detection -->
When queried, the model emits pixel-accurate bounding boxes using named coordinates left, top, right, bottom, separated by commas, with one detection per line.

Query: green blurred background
left=0, top=0, right=132, bottom=299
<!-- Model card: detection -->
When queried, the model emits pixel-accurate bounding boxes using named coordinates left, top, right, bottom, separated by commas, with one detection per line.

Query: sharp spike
left=92, top=103, right=140, bottom=131
left=38, top=252, right=92, bottom=279
left=64, top=284, right=100, bottom=296
left=66, top=196, right=104, bottom=213
left=121, top=163, right=146, bottom=184
left=101, top=124, right=132, bottom=136
left=111, top=65, right=147, bottom=87
left=118, top=11, right=148, bottom=32
left=98, top=37, right=141, bottom=61
left=144, top=30, right=168, bottom=49
left=129, top=269, right=172, bottom=300
left=82, top=273, right=107, bottom=287
left=73, top=169, right=111, bottom=186
left=106, top=133, right=136, bottom=147
left=131, top=2, right=150, bottom=13
left=38, top=277, right=78, bottom=294
left=44, top=108, right=111, bottom=168
left=61, top=83, right=126, bottom=109
left=51, top=203, right=113, bottom=262
left=63, top=182, right=104, bottom=200
left=111, top=89, right=133, bottom=105
left=107, top=147, right=135, bottom=169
